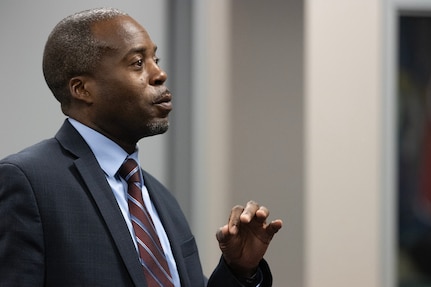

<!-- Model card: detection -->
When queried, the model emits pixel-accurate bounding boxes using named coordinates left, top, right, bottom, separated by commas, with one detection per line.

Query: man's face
left=85, top=16, right=172, bottom=148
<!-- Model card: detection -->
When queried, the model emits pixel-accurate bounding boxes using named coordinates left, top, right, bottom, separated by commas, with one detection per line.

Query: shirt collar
left=68, top=118, right=139, bottom=177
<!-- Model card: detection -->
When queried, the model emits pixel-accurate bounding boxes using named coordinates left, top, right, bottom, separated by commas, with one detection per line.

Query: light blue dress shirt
left=68, top=118, right=180, bottom=286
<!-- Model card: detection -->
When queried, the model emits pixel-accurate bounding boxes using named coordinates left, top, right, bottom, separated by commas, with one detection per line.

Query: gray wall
left=230, top=1, right=303, bottom=285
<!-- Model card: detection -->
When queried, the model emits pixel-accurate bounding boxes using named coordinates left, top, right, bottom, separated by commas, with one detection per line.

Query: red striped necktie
left=119, top=159, right=174, bottom=287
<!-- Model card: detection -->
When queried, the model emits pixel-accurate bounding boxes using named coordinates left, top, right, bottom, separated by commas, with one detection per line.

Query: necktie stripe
left=128, top=194, right=146, bottom=213
left=128, top=199, right=158, bottom=237
left=130, top=216, right=165, bottom=256
left=136, top=237, right=174, bottom=280
left=134, top=230, right=168, bottom=268
left=123, top=165, right=140, bottom=182
left=119, top=158, right=174, bottom=287
left=127, top=193, right=160, bottom=240
left=141, top=261, right=174, bottom=286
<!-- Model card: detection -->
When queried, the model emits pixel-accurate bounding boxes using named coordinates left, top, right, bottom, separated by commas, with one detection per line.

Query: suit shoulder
left=0, top=138, right=63, bottom=167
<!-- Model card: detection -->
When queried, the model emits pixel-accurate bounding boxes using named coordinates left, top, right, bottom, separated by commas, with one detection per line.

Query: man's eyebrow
left=126, top=45, right=158, bottom=56
left=126, top=47, right=146, bottom=56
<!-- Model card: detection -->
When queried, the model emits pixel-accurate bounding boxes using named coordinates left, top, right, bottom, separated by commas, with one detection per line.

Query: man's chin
left=145, top=120, right=169, bottom=137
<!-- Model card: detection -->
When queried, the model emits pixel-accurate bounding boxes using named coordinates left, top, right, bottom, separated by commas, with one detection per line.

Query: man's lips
left=153, top=90, right=173, bottom=110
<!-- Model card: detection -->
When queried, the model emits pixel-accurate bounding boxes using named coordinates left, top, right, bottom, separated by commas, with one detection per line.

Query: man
left=0, top=8, right=282, bottom=287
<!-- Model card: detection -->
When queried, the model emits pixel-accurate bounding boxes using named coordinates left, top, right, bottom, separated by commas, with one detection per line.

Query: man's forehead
left=91, top=16, right=153, bottom=49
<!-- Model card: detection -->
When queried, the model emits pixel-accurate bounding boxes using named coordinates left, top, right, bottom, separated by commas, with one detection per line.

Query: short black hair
left=42, top=8, right=127, bottom=107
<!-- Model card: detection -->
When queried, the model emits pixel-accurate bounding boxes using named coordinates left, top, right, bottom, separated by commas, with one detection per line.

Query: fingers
left=240, top=201, right=269, bottom=224
left=228, top=205, right=244, bottom=235
left=239, top=201, right=259, bottom=223
left=266, top=219, right=283, bottom=236
left=216, top=224, right=229, bottom=243
left=220, top=201, right=260, bottom=239
left=217, top=200, right=282, bottom=240
left=255, top=206, right=269, bottom=223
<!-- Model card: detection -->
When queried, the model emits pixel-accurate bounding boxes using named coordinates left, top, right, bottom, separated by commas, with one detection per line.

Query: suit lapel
left=55, top=120, right=147, bottom=287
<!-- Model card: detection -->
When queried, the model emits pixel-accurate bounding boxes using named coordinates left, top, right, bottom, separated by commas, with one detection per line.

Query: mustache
left=152, top=89, right=172, bottom=104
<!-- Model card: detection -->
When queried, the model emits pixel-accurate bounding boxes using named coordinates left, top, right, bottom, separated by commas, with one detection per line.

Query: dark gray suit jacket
left=0, top=120, right=272, bottom=286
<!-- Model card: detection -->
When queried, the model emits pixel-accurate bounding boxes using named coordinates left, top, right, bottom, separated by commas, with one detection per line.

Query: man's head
left=43, top=8, right=172, bottom=153
left=43, top=8, right=127, bottom=107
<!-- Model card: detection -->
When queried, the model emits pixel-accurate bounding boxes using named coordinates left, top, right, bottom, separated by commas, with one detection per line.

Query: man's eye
left=135, top=59, right=143, bottom=67
left=153, top=57, right=160, bottom=65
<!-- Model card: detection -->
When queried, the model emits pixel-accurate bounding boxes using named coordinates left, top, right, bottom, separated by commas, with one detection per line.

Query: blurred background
left=2, top=0, right=431, bottom=286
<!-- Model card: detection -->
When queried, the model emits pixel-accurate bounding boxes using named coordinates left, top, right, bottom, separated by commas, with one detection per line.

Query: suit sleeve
left=0, top=162, right=45, bottom=286
left=207, top=256, right=272, bottom=287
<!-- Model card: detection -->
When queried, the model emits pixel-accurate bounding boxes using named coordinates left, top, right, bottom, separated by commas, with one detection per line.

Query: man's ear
left=69, top=76, right=94, bottom=104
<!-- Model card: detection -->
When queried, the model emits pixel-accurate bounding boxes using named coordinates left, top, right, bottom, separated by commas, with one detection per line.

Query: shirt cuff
left=236, top=267, right=263, bottom=287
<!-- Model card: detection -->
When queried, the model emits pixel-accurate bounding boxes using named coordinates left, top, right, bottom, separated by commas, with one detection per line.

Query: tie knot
left=119, top=158, right=140, bottom=183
